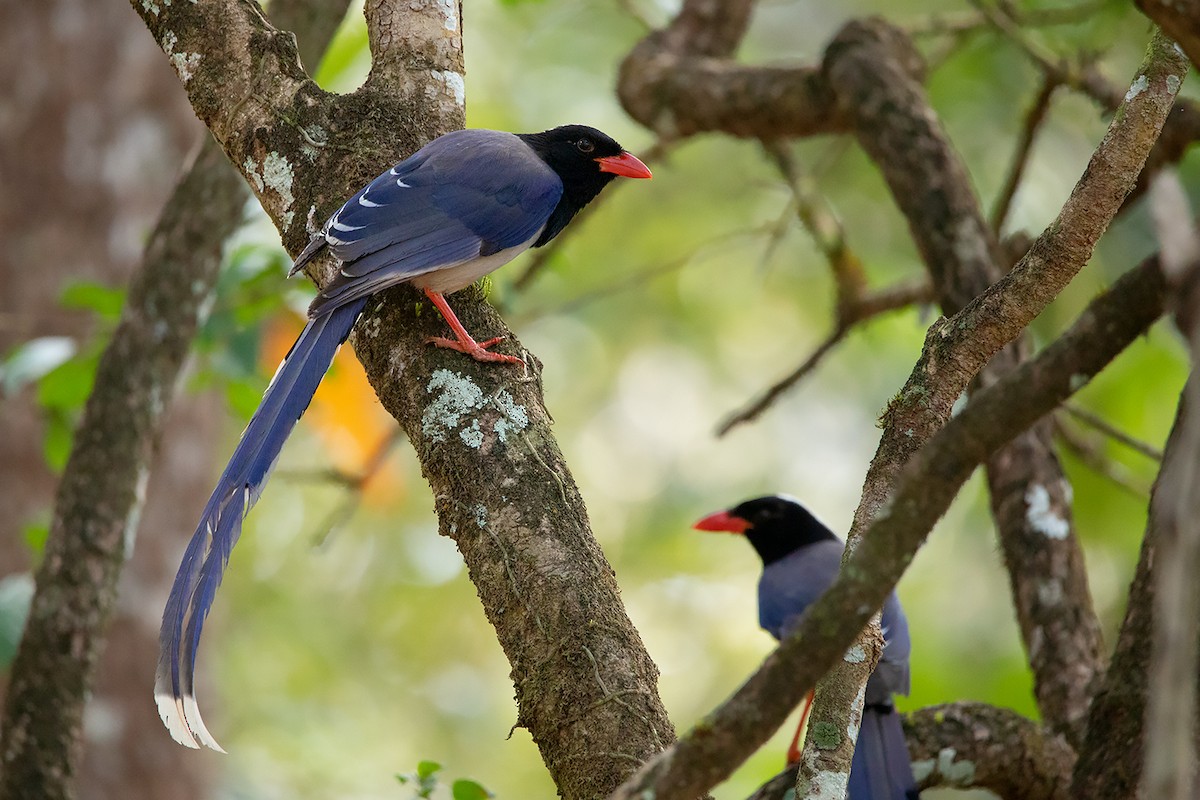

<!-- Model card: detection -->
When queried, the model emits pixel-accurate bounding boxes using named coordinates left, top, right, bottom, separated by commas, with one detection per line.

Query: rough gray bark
left=124, top=2, right=676, bottom=798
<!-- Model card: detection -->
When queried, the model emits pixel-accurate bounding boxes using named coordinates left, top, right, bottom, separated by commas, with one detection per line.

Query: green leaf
left=1, top=337, right=77, bottom=396
left=42, top=413, right=75, bottom=473
left=36, top=354, right=97, bottom=413
left=416, top=761, right=442, bottom=780
left=22, top=519, right=49, bottom=556
left=60, top=280, right=125, bottom=321
left=451, top=779, right=492, bottom=800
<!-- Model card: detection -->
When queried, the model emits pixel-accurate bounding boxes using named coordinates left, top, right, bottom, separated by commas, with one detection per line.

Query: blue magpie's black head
left=694, top=494, right=839, bottom=565
left=519, top=125, right=651, bottom=245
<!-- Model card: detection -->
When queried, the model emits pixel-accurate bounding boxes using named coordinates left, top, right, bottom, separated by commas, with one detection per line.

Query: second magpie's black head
left=518, top=125, right=651, bottom=246
left=693, top=494, right=839, bottom=566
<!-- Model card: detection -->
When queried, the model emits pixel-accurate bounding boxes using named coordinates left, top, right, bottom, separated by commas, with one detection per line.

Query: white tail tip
left=155, top=691, right=226, bottom=753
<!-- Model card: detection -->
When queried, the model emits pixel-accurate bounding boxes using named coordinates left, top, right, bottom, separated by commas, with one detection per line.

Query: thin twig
left=908, top=1, right=1108, bottom=38
left=1062, top=402, right=1165, bottom=461
left=968, top=0, right=1122, bottom=108
left=762, top=141, right=866, bottom=304
left=717, top=280, right=933, bottom=436
left=310, top=430, right=405, bottom=546
left=1054, top=416, right=1152, bottom=498
left=514, top=220, right=788, bottom=322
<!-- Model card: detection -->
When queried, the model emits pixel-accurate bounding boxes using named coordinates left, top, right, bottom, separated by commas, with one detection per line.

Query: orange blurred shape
left=262, top=313, right=403, bottom=506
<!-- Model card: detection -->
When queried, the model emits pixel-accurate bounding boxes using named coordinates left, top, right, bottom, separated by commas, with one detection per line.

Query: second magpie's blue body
left=695, top=496, right=918, bottom=800
left=157, top=126, right=650, bottom=750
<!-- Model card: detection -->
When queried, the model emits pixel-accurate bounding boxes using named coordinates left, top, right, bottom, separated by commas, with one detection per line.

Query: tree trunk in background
left=0, top=2, right=219, bottom=797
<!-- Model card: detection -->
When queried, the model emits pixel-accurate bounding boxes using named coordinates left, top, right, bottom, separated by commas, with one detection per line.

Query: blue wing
left=300, top=129, right=563, bottom=314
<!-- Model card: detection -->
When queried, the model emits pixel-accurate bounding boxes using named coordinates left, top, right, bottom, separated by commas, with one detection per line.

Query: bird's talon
left=427, top=335, right=524, bottom=365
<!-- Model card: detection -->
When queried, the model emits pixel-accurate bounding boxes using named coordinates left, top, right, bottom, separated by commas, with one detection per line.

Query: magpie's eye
left=576, top=138, right=595, bottom=154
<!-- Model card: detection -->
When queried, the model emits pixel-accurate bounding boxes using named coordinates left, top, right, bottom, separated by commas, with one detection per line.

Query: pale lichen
left=421, top=371, right=530, bottom=448
left=431, top=70, right=466, bottom=108
left=460, top=420, right=484, bottom=449
left=937, top=747, right=977, bottom=784
left=243, top=153, right=296, bottom=228
left=169, top=51, right=201, bottom=83
left=1125, top=74, right=1149, bottom=103
left=798, top=746, right=850, bottom=800
left=436, top=0, right=459, bottom=30
left=1025, top=483, right=1069, bottom=540
left=844, top=645, right=867, bottom=663
left=422, top=370, right=485, bottom=443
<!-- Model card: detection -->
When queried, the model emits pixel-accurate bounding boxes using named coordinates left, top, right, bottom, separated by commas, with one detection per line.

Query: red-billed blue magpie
left=694, top=495, right=918, bottom=800
left=157, top=125, right=651, bottom=750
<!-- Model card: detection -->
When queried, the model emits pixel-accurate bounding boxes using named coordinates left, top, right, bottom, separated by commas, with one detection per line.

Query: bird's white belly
left=410, top=234, right=540, bottom=294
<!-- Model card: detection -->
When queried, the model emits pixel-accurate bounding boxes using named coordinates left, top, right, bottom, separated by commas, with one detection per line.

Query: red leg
left=786, top=689, right=815, bottom=765
left=423, top=289, right=523, bottom=365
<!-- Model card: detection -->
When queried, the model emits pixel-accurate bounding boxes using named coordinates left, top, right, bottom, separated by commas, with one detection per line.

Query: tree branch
left=1140, top=173, right=1200, bottom=799
left=617, top=0, right=848, bottom=139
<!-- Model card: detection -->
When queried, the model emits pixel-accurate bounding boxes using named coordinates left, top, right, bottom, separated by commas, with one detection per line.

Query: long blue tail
left=155, top=297, right=367, bottom=750
left=849, top=704, right=918, bottom=800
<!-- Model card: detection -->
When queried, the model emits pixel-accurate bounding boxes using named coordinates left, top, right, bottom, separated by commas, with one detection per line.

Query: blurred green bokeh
left=170, top=0, right=1193, bottom=797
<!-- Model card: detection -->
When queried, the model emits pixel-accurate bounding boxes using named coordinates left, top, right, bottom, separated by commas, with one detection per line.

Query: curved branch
left=617, top=0, right=849, bottom=138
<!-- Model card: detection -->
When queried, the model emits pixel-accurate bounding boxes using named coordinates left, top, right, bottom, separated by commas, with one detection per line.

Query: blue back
left=310, top=130, right=563, bottom=313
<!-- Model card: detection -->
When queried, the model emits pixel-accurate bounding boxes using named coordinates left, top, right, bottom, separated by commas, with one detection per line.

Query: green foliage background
left=14, top=0, right=1191, bottom=797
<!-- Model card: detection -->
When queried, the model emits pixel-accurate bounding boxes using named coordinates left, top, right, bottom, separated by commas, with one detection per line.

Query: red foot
left=427, top=335, right=524, bottom=365
left=422, top=288, right=524, bottom=366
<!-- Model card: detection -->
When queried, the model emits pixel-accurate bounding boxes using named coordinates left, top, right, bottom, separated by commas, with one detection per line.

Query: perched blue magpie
left=156, top=125, right=651, bottom=750
left=694, top=495, right=918, bottom=800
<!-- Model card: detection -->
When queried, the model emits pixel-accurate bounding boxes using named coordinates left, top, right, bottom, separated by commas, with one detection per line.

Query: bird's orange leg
left=786, top=689, right=815, bottom=765
left=424, top=289, right=523, bottom=365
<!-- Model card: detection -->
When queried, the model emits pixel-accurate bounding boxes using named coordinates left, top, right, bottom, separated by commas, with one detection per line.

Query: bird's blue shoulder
left=757, top=540, right=844, bottom=639
left=327, top=130, right=563, bottom=260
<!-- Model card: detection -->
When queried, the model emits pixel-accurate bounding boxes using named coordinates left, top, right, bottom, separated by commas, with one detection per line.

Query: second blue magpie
left=156, top=125, right=651, bottom=750
left=694, top=495, right=918, bottom=800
